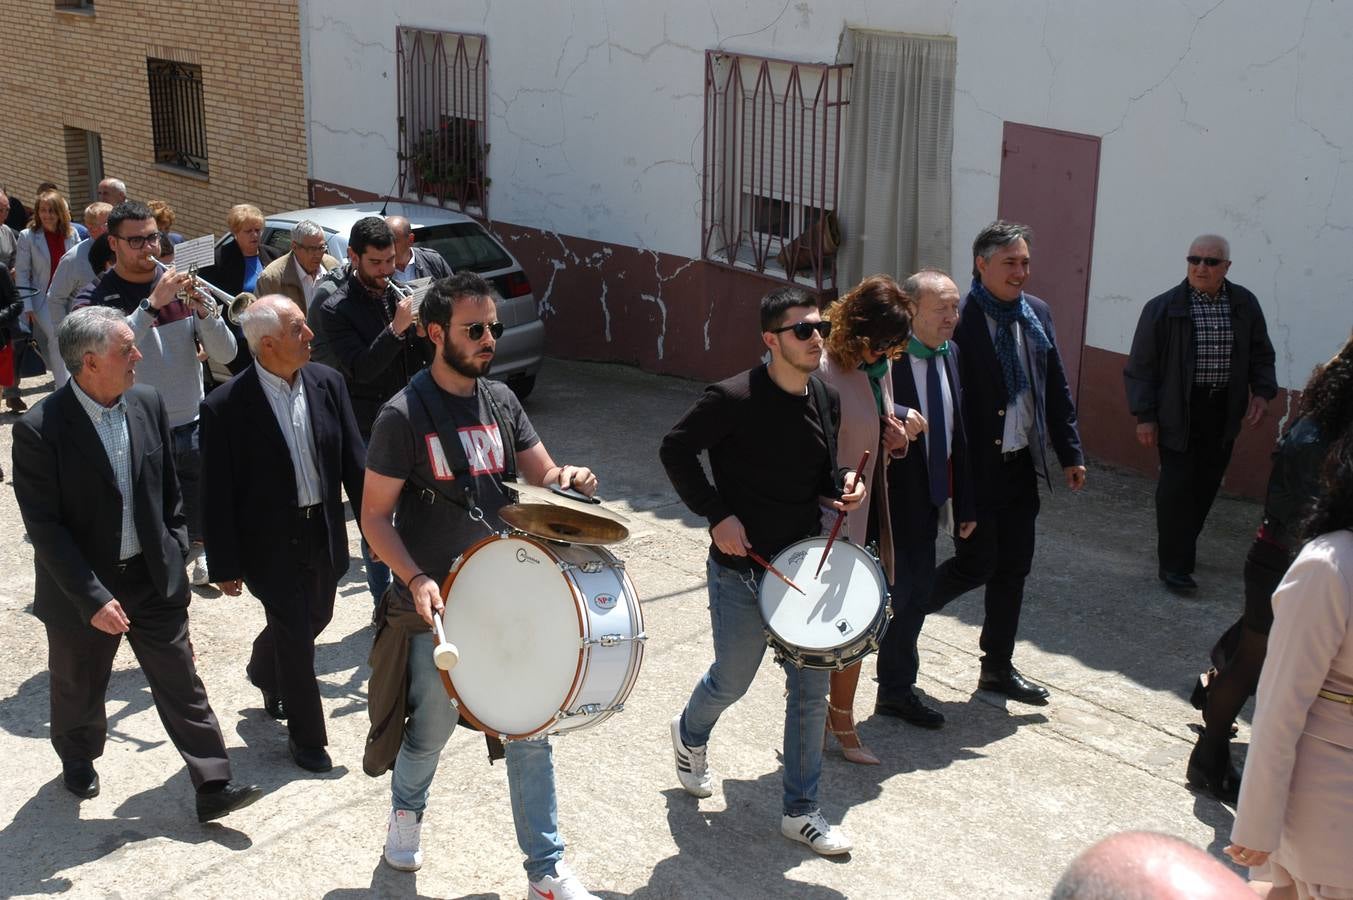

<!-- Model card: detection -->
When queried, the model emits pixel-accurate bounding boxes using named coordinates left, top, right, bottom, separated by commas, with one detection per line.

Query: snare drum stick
left=431, top=611, right=461, bottom=671
left=748, top=550, right=806, bottom=596
left=815, top=449, right=871, bottom=578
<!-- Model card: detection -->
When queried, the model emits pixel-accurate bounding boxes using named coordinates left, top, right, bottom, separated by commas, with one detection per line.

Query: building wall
left=0, top=1, right=310, bottom=240
left=304, top=1, right=1353, bottom=496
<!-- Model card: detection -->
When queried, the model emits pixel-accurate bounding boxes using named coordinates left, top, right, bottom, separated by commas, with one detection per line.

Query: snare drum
left=437, top=533, right=645, bottom=739
left=756, top=537, right=890, bottom=670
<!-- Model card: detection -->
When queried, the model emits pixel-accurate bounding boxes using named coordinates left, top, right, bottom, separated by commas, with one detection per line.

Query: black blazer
left=199, top=362, right=366, bottom=602
left=954, top=290, right=1084, bottom=507
left=12, top=383, right=190, bottom=628
left=202, top=240, right=284, bottom=375
left=888, top=343, right=976, bottom=543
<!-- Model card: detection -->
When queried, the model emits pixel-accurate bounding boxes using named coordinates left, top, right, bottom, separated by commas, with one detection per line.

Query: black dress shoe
left=196, top=781, right=263, bottom=823
left=289, top=738, right=333, bottom=773
left=1159, top=570, right=1198, bottom=595
left=262, top=690, right=287, bottom=720
left=1186, top=738, right=1241, bottom=804
left=875, top=689, right=945, bottom=729
left=62, top=761, right=99, bottom=799
left=978, top=667, right=1051, bottom=705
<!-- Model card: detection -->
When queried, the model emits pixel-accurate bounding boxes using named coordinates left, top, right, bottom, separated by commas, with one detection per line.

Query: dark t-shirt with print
left=365, top=375, right=540, bottom=610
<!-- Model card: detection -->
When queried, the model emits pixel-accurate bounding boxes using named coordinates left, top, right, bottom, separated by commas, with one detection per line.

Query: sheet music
left=171, top=234, right=216, bottom=270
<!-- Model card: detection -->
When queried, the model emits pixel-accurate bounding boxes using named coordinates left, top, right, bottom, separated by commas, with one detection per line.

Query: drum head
left=758, top=538, right=887, bottom=652
left=442, top=536, right=584, bottom=737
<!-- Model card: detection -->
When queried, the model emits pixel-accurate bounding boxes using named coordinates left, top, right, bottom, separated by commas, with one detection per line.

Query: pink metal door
left=996, top=123, right=1100, bottom=401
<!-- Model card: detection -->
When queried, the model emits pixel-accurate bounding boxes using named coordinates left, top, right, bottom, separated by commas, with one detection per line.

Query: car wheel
left=507, top=373, right=536, bottom=400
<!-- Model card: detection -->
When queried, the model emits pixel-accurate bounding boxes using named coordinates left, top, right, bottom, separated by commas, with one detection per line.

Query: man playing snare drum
left=360, top=273, right=602, bottom=899
left=659, top=285, right=867, bottom=856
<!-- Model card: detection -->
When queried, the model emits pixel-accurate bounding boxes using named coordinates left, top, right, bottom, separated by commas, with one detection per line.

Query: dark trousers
left=44, top=559, right=231, bottom=789
left=1156, top=387, right=1234, bottom=576
left=877, top=536, right=938, bottom=697
left=928, top=449, right=1040, bottom=670
left=245, top=511, right=337, bottom=747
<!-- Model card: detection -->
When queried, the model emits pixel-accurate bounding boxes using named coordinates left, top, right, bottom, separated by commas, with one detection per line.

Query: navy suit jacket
left=199, top=361, right=365, bottom=602
left=954, top=289, right=1084, bottom=509
left=13, top=383, right=190, bottom=628
left=888, top=343, right=976, bottom=543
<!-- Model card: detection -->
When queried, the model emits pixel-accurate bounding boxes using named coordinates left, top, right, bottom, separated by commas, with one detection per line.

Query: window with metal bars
left=147, top=58, right=208, bottom=174
left=702, top=51, right=850, bottom=291
left=396, top=28, right=489, bottom=217
left=55, top=0, right=94, bottom=9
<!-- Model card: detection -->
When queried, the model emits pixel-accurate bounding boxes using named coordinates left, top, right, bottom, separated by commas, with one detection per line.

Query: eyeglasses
left=458, top=321, right=505, bottom=341
left=113, top=231, right=162, bottom=249
left=294, top=243, right=328, bottom=253
left=769, top=320, right=832, bottom=341
left=1186, top=256, right=1226, bottom=267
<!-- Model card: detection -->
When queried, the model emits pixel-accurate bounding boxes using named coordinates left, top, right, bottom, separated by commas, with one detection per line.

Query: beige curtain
left=837, top=29, right=956, bottom=289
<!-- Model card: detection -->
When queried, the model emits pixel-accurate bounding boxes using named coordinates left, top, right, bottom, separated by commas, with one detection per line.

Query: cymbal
left=506, top=482, right=631, bottom=525
left=499, top=503, right=630, bottom=546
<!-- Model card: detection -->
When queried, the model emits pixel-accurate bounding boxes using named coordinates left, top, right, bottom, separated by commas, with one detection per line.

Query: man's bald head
left=1051, top=832, right=1252, bottom=900
left=386, top=215, right=414, bottom=268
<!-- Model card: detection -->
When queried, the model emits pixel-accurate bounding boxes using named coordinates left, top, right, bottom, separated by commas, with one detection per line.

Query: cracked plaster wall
left=302, top=0, right=1348, bottom=390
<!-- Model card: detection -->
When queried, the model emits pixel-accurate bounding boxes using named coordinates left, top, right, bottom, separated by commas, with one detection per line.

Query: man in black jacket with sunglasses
left=1124, top=234, right=1277, bottom=595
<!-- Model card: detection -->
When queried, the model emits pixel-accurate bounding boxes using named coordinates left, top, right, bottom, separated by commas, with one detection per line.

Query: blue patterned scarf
left=970, top=278, right=1051, bottom=400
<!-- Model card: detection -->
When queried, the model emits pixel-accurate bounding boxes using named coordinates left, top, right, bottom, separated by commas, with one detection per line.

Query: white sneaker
left=781, top=810, right=853, bottom=856
left=670, top=714, right=713, bottom=798
left=384, top=808, right=423, bottom=871
left=528, top=861, right=598, bottom=899
left=188, top=546, right=209, bottom=586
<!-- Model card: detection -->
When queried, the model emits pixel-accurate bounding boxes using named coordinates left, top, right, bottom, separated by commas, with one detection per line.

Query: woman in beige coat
left=1228, top=432, right=1353, bottom=898
left=816, top=274, right=913, bottom=764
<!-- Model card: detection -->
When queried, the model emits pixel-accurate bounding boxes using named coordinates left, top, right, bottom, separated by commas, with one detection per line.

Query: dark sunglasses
left=1186, top=255, right=1225, bottom=267
left=770, top=320, right=831, bottom=341
left=459, top=321, right=505, bottom=340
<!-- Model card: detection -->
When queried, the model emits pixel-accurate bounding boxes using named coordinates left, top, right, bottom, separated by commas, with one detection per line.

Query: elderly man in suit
left=924, top=222, right=1087, bottom=705
left=11, top=306, right=260, bottom=820
left=256, top=220, right=342, bottom=315
left=876, top=269, right=978, bottom=729
left=386, top=215, right=453, bottom=284
left=200, top=295, right=365, bottom=772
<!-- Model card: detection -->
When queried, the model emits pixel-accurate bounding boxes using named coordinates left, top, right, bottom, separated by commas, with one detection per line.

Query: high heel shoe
left=825, top=703, right=880, bottom=766
left=1186, top=736, right=1241, bottom=805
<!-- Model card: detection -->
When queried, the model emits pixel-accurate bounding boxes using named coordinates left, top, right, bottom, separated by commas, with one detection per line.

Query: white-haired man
left=96, top=178, right=127, bottom=206
left=257, top=220, right=342, bottom=314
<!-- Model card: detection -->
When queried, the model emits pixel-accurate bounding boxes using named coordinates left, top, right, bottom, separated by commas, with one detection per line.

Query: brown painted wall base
left=1078, top=344, right=1294, bottom=501
left=310, top=178, right=807, bottom=382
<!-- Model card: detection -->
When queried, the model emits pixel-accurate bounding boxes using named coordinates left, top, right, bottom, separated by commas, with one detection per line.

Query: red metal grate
left=702, top=50, right=850, bottom=291
left=396, top=28, right=490, bottom=218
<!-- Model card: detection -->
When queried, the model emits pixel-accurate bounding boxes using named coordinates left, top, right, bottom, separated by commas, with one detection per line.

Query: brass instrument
left=152, top=257, right=257, bottom=324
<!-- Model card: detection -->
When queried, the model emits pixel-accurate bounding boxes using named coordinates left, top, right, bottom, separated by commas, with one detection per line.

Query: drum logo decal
left=788, top=551, right=807, bottom=568
left=836, top=619, right=853, bottom=636
left=516, top=548, right=540, bottom=565
left=594, top=593, right=617, bottom=610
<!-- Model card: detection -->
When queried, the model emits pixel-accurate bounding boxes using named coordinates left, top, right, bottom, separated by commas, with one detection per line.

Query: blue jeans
left=361, top=538, right=391, bottom=603
left=680, top=555, right=829, bottom=816
left=171, top=421, right=203, bottom=543
left=391, top=631, right=564, bottom=881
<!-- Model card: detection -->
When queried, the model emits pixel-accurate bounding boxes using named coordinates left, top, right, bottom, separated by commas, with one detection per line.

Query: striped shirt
left=71, top=380, right=141, bottom=560
left=1191, top=284, right=1232, bottom=387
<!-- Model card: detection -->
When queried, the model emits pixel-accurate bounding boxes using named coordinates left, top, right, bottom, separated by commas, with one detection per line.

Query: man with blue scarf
left=924, top=221, right=1086, bottom=704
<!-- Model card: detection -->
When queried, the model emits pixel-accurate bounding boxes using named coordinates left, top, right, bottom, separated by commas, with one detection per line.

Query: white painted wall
left=301, top=0, right=1352, bottom=388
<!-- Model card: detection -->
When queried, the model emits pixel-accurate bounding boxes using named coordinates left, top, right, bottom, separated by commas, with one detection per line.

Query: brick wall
left=0, top=0, right=309, bottom=240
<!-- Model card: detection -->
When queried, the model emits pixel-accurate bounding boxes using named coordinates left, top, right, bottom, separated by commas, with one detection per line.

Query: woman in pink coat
left=1228, top=432, right=1353, bottom=898
left=816, top=274, right=913, bottom=764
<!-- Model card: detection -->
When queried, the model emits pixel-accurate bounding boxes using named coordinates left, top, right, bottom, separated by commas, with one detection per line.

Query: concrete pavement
left=0, top=359, right=1259, bottom=898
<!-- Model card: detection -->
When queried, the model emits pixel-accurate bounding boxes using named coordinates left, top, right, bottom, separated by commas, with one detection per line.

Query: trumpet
left=151, top=258, right=256, bottom=324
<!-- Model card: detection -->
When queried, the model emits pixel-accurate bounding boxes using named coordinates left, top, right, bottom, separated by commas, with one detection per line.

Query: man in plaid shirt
left=1124, top=235, right=1277, bottom=594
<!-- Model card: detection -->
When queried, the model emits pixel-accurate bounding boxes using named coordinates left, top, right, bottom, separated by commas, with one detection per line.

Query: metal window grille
left=702, top=51, right=850, bottom=291
left=396, top=28, right=489, bottom=218
left=55, top=0, right=94, bottom=9
left=147, top=59, right=208, bottom=174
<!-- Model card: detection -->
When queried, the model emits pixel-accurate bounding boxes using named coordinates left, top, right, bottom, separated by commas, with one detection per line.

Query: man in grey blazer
left=11, top=306, right=260, bottom=821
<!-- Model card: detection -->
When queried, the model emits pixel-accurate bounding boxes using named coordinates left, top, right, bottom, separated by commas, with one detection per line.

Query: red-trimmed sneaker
left=383, top=809, right=423, bottom=871
left=528, top=861, right=598, bottom=899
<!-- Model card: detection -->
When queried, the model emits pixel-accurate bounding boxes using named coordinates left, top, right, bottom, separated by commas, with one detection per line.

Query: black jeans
left=928, top=449, right=1040, bottom=671
left=1156, top=387, right=1234, bottom=576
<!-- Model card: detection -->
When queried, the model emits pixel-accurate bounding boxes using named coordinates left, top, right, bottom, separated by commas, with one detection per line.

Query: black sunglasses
left=770, top=320, right=831, bottom=341
left=1186, top=255, right=1225, bottom=267
left=459, top=321, right=505, bottom=340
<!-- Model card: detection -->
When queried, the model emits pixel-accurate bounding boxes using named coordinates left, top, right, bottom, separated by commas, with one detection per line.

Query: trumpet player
left=88, top=201, right=238, bottom=586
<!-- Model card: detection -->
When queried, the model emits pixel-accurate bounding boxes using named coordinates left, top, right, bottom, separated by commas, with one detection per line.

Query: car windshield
left=413, top=223, right=512, bottom=273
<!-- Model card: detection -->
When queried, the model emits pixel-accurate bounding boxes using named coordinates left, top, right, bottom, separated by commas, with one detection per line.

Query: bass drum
left=438, top=533, right=644, bottom=739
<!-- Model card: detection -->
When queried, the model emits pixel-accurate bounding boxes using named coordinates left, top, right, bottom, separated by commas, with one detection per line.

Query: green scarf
left=859, top=356, right=889, bottom=415
left=906, top=336, right=950, bottom=359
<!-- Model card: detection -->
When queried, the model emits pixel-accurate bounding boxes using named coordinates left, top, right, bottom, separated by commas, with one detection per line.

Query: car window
left=263, top=227, right=294, bottom=255
left=413, top=223, right=513, bottom=273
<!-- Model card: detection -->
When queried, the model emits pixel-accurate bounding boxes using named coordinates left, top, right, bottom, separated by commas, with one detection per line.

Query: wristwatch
left=138, top=298, right=153, bottom=313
